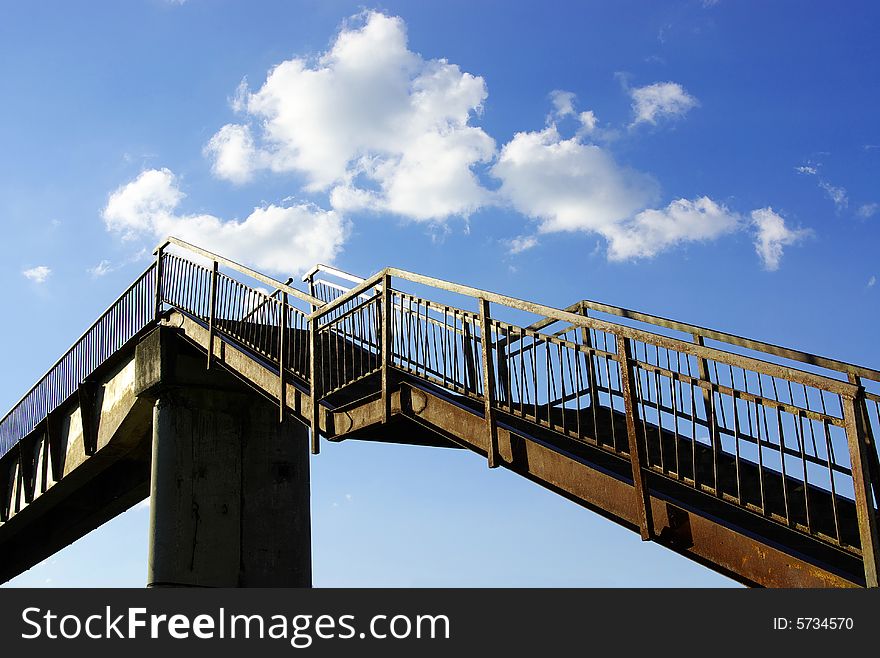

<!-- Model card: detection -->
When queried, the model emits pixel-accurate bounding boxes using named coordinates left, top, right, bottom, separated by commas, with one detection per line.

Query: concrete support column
left=147, top=387, right=311, bottom=587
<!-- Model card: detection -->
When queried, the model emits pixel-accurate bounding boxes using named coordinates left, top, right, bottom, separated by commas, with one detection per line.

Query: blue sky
left=2, top=0, right=878, bottom=586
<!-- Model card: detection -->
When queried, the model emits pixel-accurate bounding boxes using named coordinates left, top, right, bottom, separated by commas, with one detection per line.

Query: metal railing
left=304, top=263, right=879, bottom=585
left=2, top=237, right=878, bottom=586
left=0, top=264, right=157, bottom=458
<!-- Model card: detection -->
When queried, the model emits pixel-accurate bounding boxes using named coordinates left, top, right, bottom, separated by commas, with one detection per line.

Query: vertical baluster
left=381, top=274, right=392, bottom=425
left=577, top=305, right=602, bottom=416
left=670, top=362, right=681, bottom=480
left=278, top=294, right=287, bottom=421
left=206, top=261, right=218, bottom=369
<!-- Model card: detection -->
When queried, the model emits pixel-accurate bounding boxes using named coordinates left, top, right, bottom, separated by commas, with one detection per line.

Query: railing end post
left=478, top=298, right=499, bottom=469
left=617, top=335, right=653, bottom=541
left=842, top=389, right=880, bottom=588
left=153, top=245, right=165, bottom=321
left=309, top=314, right=320, bottom=453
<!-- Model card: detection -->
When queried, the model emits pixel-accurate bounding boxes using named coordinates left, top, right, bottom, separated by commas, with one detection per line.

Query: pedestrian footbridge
left=1, top=238, right=878, bottom=587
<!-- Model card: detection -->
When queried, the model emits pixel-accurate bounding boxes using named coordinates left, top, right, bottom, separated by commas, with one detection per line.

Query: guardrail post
left=842, top=386, right=880, bottom=588
left=306, top=272, right=317, bottom=313
left=479, top=298, right=499, bottom=468
left=206, top=260, right=218, bottom=369
left=578, top=302, right=601, bottom=413
left=849, top=374, right=880, bottom=505
left=692, top=333, right=718, bottom=435
left=617, top=335, right=653, bottom=540
left=153, top=246, right=164, bottom=319
left=381, top=274, right=392, bottom=424
left=278, top=292, right=287, bottom=422
left=309, top=316, right=320, bottom=455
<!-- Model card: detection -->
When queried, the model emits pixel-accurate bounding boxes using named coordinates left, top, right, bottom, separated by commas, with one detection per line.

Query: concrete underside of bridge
left=0, top=327, right=311, bottom=587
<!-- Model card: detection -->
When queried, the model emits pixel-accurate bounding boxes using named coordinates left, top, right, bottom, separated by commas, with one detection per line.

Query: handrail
left=0, top=263, right=157, bottom=432
left=310, top=270, right=387, bottom=321
left=302, top=263, right=368, bottom=286
left=154, top=237, right=324, bottom=308
left=574, top=298, right=880, bottom=384
left=310, top=266, right=861, bottom=398
left=4, top=241, right=871, bottom=458
left=0, top=262, right=158, bottom=458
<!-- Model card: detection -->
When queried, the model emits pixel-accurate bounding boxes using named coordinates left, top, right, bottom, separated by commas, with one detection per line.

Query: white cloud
left=104, top=12, right=784, bottom=270
left=103, top=168, right=184, bottom=240
left=330, top=127, right=494, bottom=221
left=868, top=275, right=876, bottom=288
left=795, top=163, right=848, bottom=211
left=630, top=81, right=698, bottom=126
left=103, top=168, right=348, bottom=275
left=549, top=90, right=577, bottom=118
left=818, top=180, right=848, bottom=211
left=605, top=197, right=741, bottom=261
left=857, top=202, right=878, bottom=219
left=230, top=78, right=249, bottom=113
left=207, top=11, right=494, bottom=222
left=205, top=124, right=258, bottom=184
left=548, top=91, right=600, bottom=137
left=751, top=208, right=811, bottom=271
left=22, top=265, right=51, bottom=283
left=492, top=126, right=659, bottom=235
left=506, top=235, right=539, bottom=255
left=578, top=110, right=598, bottom=134
left=88, top=260, right=113, bottom=277
left=491, top=127, right=743, bottom=261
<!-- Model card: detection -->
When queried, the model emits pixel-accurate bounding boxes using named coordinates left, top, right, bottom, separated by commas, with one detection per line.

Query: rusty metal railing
left=305, top=264, right=880, bottom=587
left=172, top=249, right=880, bottom=585
left=2, top=237, right=878, bottom=586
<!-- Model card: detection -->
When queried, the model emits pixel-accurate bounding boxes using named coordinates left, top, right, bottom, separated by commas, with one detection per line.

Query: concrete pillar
left=147, top=387, right=311, bottom=587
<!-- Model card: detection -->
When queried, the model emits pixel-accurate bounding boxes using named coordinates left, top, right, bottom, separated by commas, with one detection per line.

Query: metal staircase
left=2, top=236, right=879, bottom=587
